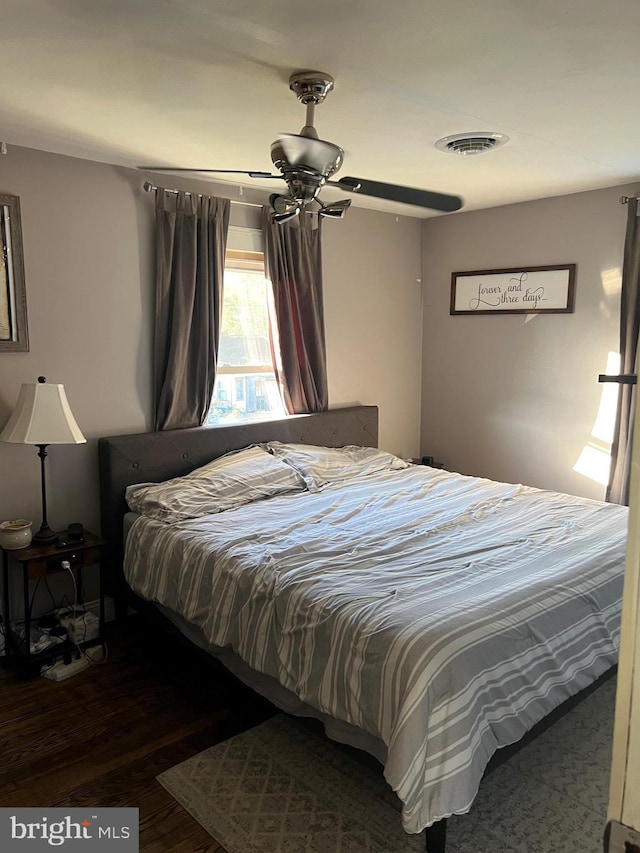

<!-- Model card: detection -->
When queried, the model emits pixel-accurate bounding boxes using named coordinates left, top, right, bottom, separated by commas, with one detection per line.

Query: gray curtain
left=607, top=196, right=640, bottom=505
left=154, top=189, right=230, bottom=431
left=262, top=209, right=328, bottom=414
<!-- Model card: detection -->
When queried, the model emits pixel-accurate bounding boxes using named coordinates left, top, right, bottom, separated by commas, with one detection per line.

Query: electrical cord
left=60, top=560, right=108, bottom=667
left=5, top=558, right=108, bottom=672
left=61, top=560, right=83, bottom=660
left=60, top=560, right=78, bottom=612
left=14, top=571, right=79, bottom=657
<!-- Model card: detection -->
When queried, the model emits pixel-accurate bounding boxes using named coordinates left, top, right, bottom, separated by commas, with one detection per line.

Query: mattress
left=123, top=465, right=627, bottom=832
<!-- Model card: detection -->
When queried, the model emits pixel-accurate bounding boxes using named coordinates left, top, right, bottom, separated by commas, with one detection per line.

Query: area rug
left=157, top=675, right=615, bottom=853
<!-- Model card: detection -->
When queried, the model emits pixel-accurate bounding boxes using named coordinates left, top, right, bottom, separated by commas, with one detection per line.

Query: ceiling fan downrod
left=289, top=71, right=335, bottom=139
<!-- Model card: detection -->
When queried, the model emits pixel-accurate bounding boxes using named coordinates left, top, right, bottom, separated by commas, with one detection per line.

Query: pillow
left=125, top=445, right=307, bottom=523
left=266, top=442, right=408, bottom=487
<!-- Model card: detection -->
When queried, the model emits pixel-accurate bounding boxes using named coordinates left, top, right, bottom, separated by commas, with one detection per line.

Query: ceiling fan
left=140, top=71, right=464, bottom=223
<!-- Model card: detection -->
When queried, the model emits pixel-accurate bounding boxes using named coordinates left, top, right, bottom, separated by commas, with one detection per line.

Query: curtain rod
left=143, top=180, right=263, bottom=209
left=620, top=195, right=639, bottom=204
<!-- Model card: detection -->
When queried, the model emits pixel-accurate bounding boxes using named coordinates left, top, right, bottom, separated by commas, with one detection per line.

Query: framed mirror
left=0, top=193, right=29, bottom=352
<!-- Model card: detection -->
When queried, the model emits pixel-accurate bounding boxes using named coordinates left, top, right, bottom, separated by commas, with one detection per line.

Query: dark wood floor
left=0, top=618, right=276, bottom=851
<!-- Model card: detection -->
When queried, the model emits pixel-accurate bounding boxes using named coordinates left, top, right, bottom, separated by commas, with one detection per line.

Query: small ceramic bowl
left=0, top=519, right=33, bottom=550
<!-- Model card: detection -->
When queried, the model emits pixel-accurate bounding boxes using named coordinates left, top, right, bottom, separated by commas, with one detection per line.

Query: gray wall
left=0, top=145, right=423, bottom=537
left=421, top=183, right=639, bottom=500
left=1, top=141, right=634, bottom=538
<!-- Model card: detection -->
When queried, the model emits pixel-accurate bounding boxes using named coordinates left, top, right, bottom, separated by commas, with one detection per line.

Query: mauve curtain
left=154, top=189, right=230, bottom=431
left=607, top=196, right=640, bottom=505
left=262, top=209, right=328, bottom=414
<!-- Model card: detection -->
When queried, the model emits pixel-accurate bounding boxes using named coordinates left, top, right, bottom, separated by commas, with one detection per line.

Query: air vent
left=435, top=132, right=509, bottom=156
left=447, top=137, right=497, bottom=155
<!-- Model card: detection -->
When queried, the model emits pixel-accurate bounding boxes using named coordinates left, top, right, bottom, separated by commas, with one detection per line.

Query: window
left=207, top=249, right=286, bottom=425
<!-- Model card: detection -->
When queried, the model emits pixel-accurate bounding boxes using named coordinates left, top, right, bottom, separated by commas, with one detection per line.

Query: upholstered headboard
left=98, top=405, right=378, bottom=597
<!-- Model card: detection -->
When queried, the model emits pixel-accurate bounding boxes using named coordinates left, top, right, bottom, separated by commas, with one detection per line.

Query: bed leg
left=425, top=818, right=447, bottom=853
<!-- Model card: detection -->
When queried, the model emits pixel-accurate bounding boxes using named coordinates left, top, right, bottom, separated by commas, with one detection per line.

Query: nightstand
left=1, top=529, right=106, bottom=677
left=410, top=457, right=445, bottom=468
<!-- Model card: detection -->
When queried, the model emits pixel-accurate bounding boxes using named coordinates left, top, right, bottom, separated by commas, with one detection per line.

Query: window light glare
left=592, top=352, right=620, bottom=443
left=600, top=267, right=622, bottom=297
left=573, top=351, right=619, bottom=486
left=573, top=444, right=612, bottom=487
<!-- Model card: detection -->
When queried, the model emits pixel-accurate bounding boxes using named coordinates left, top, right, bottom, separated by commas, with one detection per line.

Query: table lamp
left=0, top=376, right=86, bottom=544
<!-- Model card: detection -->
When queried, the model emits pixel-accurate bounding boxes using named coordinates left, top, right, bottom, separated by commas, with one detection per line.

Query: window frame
left=208, top=247, right=285, bottom=425
left=216, top=249, right=274, bottom=377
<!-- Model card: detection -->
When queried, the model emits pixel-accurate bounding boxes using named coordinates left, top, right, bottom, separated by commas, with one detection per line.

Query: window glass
left=207, top=251, right=286, bottom=425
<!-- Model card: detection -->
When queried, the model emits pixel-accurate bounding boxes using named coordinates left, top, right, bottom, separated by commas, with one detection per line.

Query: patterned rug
left=157, top=676, right=615, bottom=853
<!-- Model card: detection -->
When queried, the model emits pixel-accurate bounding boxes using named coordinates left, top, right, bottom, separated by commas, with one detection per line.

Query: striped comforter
left=124, top=466, right=627, bottom=832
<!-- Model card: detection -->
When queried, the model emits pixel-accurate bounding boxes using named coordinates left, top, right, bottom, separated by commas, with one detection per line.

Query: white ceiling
left=1, top=0, right=640, bottom=217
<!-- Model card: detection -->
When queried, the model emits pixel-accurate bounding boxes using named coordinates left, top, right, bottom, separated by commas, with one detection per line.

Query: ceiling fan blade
left=330, top=177, right=463, bottom=213
left=137, top=167, right=280, bottom=179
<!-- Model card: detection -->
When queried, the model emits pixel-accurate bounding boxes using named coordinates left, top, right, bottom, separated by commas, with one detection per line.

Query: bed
left=98, top=405, right=627, bottom=852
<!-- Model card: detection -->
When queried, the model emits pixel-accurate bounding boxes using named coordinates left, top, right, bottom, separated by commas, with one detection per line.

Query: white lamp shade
left=0, top=382, right=86, bottom=445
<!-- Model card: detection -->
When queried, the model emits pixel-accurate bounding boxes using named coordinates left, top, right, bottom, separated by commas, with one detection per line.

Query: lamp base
left=32, top=524, right=58, bottom=545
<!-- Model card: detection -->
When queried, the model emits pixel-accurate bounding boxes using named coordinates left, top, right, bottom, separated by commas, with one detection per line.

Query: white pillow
left=266, top=442, right=408, bottom=487
left=126, top=445, right=307, bottom=522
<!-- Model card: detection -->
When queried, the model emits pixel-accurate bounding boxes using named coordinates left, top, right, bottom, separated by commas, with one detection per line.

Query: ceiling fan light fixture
left=269, top=193, right=301, bottom=224
left=319, top=199, right=352, bottom=219
left=435, top=132, right=509, bottom=156
left=271, top=207, right=300, bottom=224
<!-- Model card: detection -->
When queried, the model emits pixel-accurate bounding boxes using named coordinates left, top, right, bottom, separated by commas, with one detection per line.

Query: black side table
left=1, top=529, right=106, bottom=677
left=410, top=457, right=445, bottom=468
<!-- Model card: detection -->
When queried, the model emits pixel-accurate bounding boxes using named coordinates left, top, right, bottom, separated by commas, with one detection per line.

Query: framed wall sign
left=450, top=264, right=576, bottom=316
left=0, top=193, right=29, bottom=351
